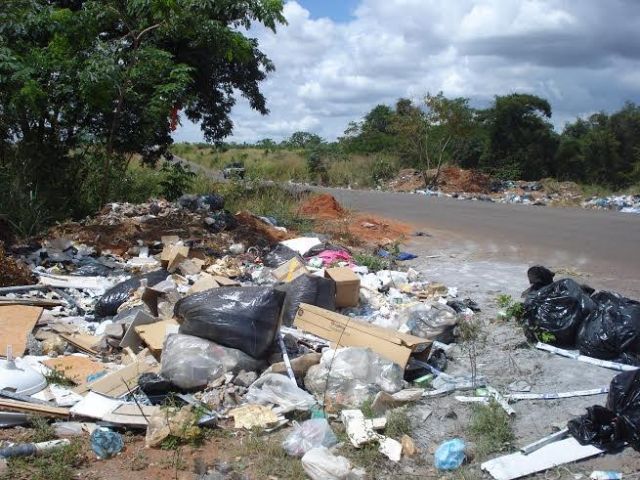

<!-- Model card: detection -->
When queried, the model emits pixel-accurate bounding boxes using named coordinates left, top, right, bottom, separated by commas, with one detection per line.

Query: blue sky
left=173, top=0, right=640, bottom=144
left=298, top=0, right=359, bottom=21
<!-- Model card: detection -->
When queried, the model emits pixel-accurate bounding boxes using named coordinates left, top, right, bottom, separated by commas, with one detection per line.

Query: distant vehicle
left=222, top=162, right=246, bottom=179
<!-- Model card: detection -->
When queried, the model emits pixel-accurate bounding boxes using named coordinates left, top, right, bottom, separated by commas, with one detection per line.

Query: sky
left=173, top=0, right=640, bottom=144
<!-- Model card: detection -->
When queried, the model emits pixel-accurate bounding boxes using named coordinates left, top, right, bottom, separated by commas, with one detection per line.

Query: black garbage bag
left=198, top=194, right=224, bottom=211
left=523, top=278, right=596, bottom=346
left=263, top=244, right=298, bottom=268
left=138, top=372, right=177, bottom=405
left=527, top=265, right=555, bottom=291
left=568, top=369, right=640, bottom=452
left=205, top=210, right=237, bottom=233
left=94, top=269, right=168, bottom=318
left=178, top=194, right=199, bottom=211
left=175, top=286, right=286, bottom=359
left=305, top=242, right=351, bottom=258
left=577, top=292, right=640, bottom=365
left=447, top=298, right=481, bottom=313
left=277, top=274, right=336, bottom=327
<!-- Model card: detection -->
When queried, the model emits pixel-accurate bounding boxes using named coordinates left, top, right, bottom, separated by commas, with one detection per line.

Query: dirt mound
left=234, top=211, right=290, bottom=246
left=388, top=169, right=425, bottom=192
left=438, top=166, right=491, bottom=194
left=349, top=216, right=412, bottom=245
left=298, top=193, right=346, bottom=219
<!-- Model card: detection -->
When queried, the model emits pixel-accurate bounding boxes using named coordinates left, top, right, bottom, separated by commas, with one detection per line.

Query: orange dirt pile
left=297, top=194, right=411, bottom=245
left=388, top=169, right=425, bottom=192
left=438, top=166, right=491, bottom=194
left=298, top=193, right=346, bottom=219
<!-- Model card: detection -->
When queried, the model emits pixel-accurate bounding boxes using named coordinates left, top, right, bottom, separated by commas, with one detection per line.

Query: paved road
left=321, top=187, right=640, bottom=296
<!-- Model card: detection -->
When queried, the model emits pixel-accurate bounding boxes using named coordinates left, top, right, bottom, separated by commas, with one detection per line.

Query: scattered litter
left=228, top=404, right=281, bottom=430
left=301, top=447, right=356, bottom=480
left=0, top=439, right=71, bottom=459
left=590, top=472, right=623, bottom=480
left=90, top=428, right=123, bottom=459
left=435, top=438, right=466, bottom=470
left=282, top=418, right=337, bottom=457
left=536, top=343, right=638, bottom=372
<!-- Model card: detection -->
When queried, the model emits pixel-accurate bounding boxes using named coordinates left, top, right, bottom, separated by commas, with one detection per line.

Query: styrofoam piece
left=280, top=237, right=322, bottom=256
left=481, top=437, right=602, bottom=480
left=69, top=391, right=123, bottom=419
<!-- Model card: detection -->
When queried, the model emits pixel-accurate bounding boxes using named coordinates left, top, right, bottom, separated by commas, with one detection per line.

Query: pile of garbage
left=582, top=195, right=640, bottom=214
left=0, top=194, right=473, bottom=475
left=522, top=265, right=640, bottom=365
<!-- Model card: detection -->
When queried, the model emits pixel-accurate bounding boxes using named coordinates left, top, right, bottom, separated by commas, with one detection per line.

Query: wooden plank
left=43, top=356, right=107, bottom=386
left=0, top=305, right=42, bottom=357
left=294, top=304, right=431, bottom=368
left=0, top=398, right=69, bottom=418
left=59, top=333, right=100, bottom=356
left=38, top=274, right=110, bottom=291
left=0, top=298, right=64, bottom=307
left=73, top=357, right=159, bottom=398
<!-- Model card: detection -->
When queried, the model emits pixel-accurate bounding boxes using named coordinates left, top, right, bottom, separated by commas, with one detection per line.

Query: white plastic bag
left=302, top=447, right=353, bottom=480
left=244, top=373, right=316, bottom=412
left=282, top=419, right=337, bottom=457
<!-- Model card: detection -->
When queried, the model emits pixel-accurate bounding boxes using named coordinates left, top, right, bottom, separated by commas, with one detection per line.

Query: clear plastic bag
left=304, top=348, right=404, bottom=411
left=282, top=419, right=337, bottom=457
left=301, top=447, right=353, bottom=480
left=161, top=334, right=265, bottom=390
left=400, top=303, right=458, bottom=343
left=244, top=373, right=316, bottom=412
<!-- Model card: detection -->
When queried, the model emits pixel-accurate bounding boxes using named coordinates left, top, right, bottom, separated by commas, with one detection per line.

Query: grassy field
left=171, top=143, right=400, bottom=188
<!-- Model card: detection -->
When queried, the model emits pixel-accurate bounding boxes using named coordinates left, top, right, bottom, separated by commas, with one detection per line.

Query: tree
left=340, top=104, right=397, bottom=153
left=286, top=131, right=323, bottom=149
left=480, top=94, right=558, bottom=180
left=0, top=0, right=285, bottom=212
left=392, top=93, right=475, bottom=187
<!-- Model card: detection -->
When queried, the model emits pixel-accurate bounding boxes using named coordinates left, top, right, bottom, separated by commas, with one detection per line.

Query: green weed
left=3, top=439, right=86, bottom=480
left=354, top=253, right=389, bottom=272
left=385, top=408, right=412, bottom=439
left=43, top=368, right=75, bottom=387
left=469, top=402, right=515, bottom=459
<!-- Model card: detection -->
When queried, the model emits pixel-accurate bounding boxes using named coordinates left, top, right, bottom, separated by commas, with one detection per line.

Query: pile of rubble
left=0, top=193, right=471, bottom=477
left=388, top=167, right=640, bottom=214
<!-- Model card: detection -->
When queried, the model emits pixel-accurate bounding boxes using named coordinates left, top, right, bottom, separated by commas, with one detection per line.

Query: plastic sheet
left=568, top=369, right=640, bottom=452
left=263, top=244, right=299, bottom=268
left=94, top=269, right=168, bottom=318
left=278, top=274, right=336, bottom=327
left=282, top=419, right=337, bottom=457
left=175, top=286, right=285, bottom=359
left=435, top=438, right=466, bottom=470
left=160, top=334, right=265, bottom=390
left=305, top=348, right=404, bottom=410
left=577, top=292, right=640, bottom=365
left=245, top=373, right=316, bottom=412
left=301, top=447, right=353, bottom=480
left=401, top=303, right=459, bottom=343
left=523, top=279, right=596, bottom=347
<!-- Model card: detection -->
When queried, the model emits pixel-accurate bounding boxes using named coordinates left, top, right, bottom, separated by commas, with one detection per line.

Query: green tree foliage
left=286, top=131, right=323, bottom=149
left=341, top=104, right=397, bottom=153
left=480, top=94, right=559, bottom=180
left=0, top=0, right=285, bottom=223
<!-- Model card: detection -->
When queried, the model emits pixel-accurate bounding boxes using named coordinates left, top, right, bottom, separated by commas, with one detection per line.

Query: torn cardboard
left=74, top=355, right=159, bottom=398
left=43, top=355, right=106, bottom=386
left=294, top=304, right=431, bottom=368
left=0, top=305, right=42, bottom=357
left=134, top=318, right=179, bottom=355
left=272, top=257, right=309, bottom=283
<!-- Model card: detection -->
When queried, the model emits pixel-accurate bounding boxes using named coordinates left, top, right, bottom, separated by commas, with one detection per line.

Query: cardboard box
left=293, top=304, right=431, bottom=368
left=325, top=267, right=360, bottom=307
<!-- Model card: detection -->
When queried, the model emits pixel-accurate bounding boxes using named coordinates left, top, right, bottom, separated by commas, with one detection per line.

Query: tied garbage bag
left=283, top=419, right=337, bottom=457
left=161, top=334, right=265, bottom=390
left=577, top=292, right=640, bottom=365
left=526, top=265, right=555, bottom=292
left=245, top=373, right=316, bottom=412
left=305, top=348, right=404, bottom=411
left=94, top=269, right=168, bottom=318
left=263, top=244, right=299, bottom=268
left=434, top=439, right=465, bottom=470
left=278, top=274, right=336, bottom=327
left=401, top=303, right=458, bottom=343
left=175, top=287, right=286, bottom=359
left=568, top=369, right=640, bottom=452
left=523, top=279, right=596, bottom=346
left=90, top=428, right=124, bottom=459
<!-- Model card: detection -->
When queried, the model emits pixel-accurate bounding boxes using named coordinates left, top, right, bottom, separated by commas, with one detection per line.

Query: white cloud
left=173, top=0, right=640, bottom=143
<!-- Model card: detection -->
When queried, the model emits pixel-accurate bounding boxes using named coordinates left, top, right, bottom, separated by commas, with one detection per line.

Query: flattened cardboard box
left=294, top=303, right=431, bottom=368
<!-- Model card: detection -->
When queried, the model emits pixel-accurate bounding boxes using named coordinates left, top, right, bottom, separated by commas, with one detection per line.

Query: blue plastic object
left=90, top=428, right=124, bottom=459
left=396, top=252, right=418, bottom=261
left=434, top=438, right=465, bottom=470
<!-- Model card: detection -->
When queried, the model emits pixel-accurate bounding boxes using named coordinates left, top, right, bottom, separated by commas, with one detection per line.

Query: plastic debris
left=301, top=447, right=355, bottom=480
left=434, top=438, right=466, bottom=470
left=282, top=418, right=337, bottom=457
left=244, top=373, right=316, bottom=412
left=90, top=428, right=124, bottom=459
left=590, top=471, right=623, bottom=480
